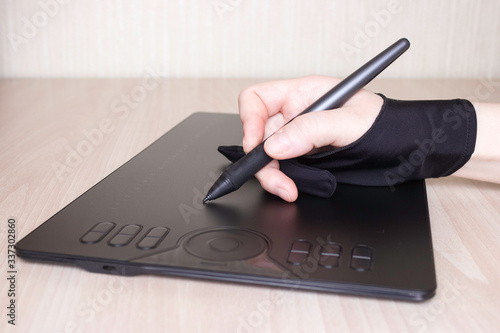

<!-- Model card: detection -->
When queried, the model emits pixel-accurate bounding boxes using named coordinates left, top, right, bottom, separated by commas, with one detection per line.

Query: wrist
left=453, top=102, right=500, bottom=183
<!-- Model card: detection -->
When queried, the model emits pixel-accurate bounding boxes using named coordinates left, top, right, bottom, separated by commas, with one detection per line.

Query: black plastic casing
left=16, top=113, right=436, bottom=301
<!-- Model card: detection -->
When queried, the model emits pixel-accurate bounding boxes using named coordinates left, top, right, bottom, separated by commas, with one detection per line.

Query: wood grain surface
left=1, top=78, right=499, bottom=333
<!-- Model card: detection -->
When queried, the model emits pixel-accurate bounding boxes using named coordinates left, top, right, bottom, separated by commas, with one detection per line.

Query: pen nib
left=202, top=195, right=211, bottom=204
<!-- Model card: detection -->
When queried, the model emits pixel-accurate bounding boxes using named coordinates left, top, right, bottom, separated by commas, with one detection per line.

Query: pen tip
left=202, top=196, right=210, bottom=204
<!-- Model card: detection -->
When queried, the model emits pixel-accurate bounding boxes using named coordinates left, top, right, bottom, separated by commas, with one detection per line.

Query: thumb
left=264, top=111, right=340, bottom=160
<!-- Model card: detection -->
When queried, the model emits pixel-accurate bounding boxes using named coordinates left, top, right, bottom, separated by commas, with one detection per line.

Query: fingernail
left=266, top=132, right=291, bottom=156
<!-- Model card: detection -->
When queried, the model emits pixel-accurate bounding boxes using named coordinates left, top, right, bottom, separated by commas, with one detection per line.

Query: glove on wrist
left=218, top=94, right=477, bottom=197
left=299, top=94, right=477, bottom=189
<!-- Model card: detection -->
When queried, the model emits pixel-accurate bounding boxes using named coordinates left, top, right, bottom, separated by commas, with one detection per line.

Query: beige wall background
left=1, top=0, right=499, bottom=79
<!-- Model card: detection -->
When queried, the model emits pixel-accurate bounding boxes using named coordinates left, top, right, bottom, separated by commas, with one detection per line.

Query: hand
left=239, top=75, right=383, bottom=202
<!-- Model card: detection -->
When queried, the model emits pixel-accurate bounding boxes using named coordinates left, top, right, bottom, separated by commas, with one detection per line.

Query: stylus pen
left=203, top=38, right=410, bottom=203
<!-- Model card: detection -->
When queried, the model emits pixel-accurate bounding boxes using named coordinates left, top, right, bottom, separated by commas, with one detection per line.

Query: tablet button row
left=80, top=223, right=169, bottom=250
left=286, top=240, right=372, bottom=271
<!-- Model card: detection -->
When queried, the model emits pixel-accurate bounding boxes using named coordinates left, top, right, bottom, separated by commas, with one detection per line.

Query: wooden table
left=1, top=78, right=499, bottom=332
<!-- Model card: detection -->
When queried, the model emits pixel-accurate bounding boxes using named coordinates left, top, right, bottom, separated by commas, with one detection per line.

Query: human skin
left=238, top=75, right=500, bottom=202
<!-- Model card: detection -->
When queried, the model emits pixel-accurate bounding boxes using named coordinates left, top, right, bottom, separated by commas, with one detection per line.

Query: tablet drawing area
left=16, top=112, right=436, bottom=301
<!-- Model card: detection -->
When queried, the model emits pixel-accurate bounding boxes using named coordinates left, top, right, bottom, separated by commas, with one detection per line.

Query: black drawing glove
left=219, top=94, right=477, bottom=197
left=217, top=146, right=337, bottom=197
left=299, top=94, right=477, bottom=188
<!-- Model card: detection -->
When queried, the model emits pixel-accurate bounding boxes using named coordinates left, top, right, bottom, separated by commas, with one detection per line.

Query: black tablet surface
left=16, top=112, right=436, bottom=301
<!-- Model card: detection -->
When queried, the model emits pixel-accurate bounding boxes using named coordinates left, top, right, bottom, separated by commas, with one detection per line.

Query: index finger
left=238, top=76, right=339, bottom=153
left=238, top=81, right=290, bottom=152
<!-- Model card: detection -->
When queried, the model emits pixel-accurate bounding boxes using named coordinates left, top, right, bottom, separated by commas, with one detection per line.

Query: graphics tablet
left=16, top=112, right=436, bottom=301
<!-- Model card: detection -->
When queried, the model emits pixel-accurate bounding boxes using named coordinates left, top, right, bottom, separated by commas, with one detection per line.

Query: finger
left=264, top=112, right=285, bottom=139
left=239, top=89, right=267, bottom=152
left=263, top=108, right=370, bottom=160
left=239, top=82, right=289, bottom=152
left=254, top=160, right=298, bottom=202
left=239, top=76, right=339, bottom=153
